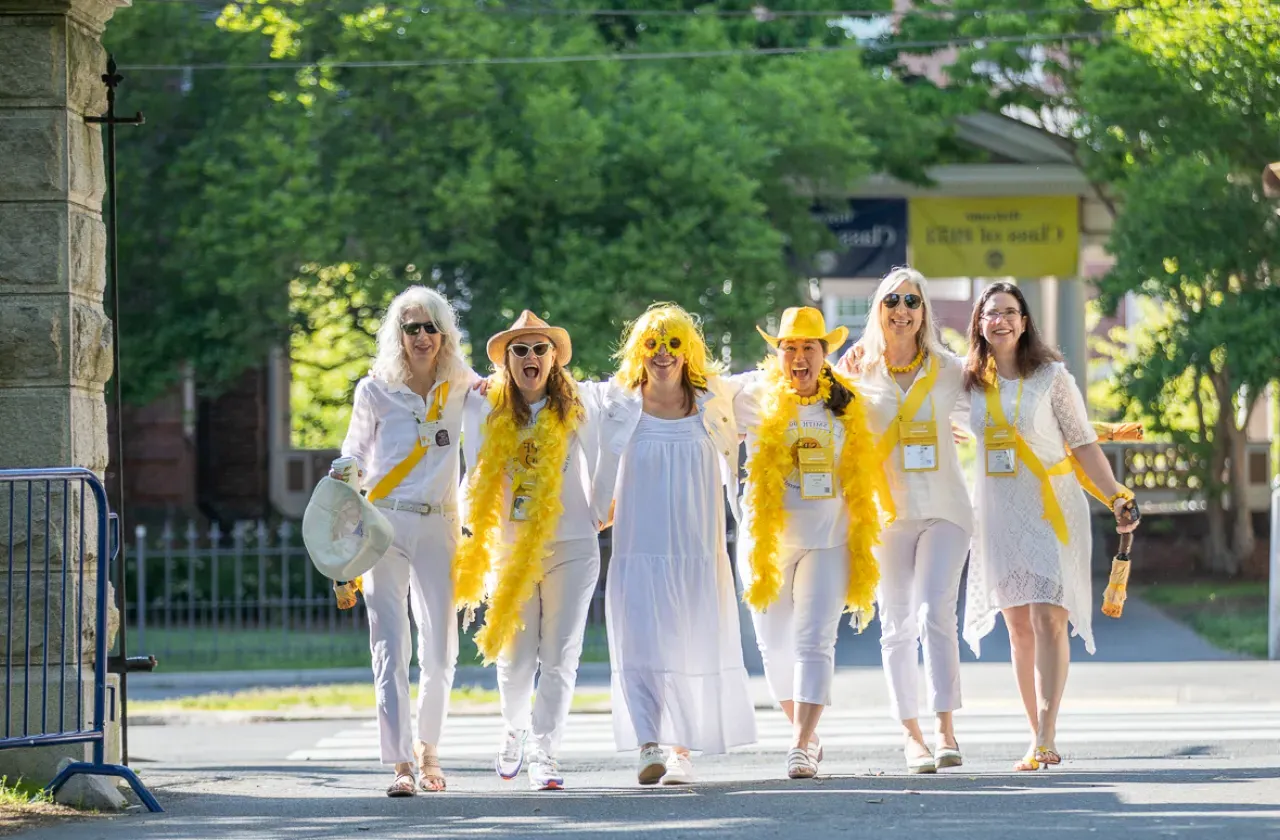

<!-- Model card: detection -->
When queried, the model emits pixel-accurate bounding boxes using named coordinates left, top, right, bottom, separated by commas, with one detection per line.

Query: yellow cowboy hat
left=757, top=306, right=849, bottom=349
left=486, top=310, right=572, bottom=367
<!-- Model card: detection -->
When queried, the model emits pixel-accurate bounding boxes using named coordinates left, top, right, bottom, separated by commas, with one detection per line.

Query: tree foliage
left=107, top=0, right=947, bottom=446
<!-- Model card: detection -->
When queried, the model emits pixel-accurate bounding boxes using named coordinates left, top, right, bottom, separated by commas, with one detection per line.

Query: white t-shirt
left=736, top=385, right=848, bottom=550
left=502, top=400, right=597, bottom=544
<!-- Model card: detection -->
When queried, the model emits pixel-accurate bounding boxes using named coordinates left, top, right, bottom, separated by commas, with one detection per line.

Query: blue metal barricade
left=0, top=467, right=160, bottom=812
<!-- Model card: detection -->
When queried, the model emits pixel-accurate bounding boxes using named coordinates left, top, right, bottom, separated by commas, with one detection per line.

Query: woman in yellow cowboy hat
left=453, top=311, right=603, bottom=792
left=733, top=305, right=881, bottom=779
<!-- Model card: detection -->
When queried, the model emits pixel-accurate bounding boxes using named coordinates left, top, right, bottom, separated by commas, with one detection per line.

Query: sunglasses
left=644, top=337, right=682, bottom=351
left=882, top=293, right=923, bottom=310
left=508, top=342, right=553, bottom=359
left=400, top=321, right=440, bottom=336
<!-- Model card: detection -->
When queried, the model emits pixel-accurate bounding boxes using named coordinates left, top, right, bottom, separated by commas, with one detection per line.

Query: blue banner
left=809, top=198, right=908, bottom=278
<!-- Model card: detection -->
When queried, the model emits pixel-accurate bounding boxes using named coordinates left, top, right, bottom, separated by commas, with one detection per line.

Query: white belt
left=372, top=497, right=456, bottom=516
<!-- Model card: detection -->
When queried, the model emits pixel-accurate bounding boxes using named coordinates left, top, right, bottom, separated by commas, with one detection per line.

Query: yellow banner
left=908, top=196, right=1079, bottom=277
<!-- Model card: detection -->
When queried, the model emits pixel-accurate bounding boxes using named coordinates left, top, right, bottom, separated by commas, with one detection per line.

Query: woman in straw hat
left=334, top=286, right=477, bottom=796
left=454, top=311, right=602, bottom=791
left=836, top=267, right=973, bottom=774
left=733, top=306, right=881, bottom=779
left=593, top=303, right=756, bottom=786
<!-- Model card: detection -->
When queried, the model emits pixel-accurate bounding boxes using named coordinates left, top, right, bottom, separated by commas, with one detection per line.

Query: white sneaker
left=495, top=729, right=527, bottom=780
left=637, top=745, right=666, bottom=785
left=528, top=751, right=564, bottom=791
left=661, top=752, right=695, bottom=785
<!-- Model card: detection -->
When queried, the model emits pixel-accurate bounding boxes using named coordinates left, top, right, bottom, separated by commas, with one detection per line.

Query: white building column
left=1056, top=276, right=1088, bottom=390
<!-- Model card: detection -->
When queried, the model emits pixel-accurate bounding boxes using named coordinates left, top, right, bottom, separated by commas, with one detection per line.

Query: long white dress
left=606, top=412, right=757, bottom=754
left=963, top=362, right=1099, bottom=657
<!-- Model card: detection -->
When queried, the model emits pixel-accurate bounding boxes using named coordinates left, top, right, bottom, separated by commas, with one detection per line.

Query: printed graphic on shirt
left=784, top=418, right=835, bottom=490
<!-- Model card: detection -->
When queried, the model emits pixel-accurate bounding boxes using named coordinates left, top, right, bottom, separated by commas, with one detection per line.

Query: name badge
left=984, top=425, right=1018, bottom=477
left=899, top=420, right=939, bottom=472
left=510, top=480, right=534, bottom=521
left=418, top=420, right=441, bottom=448
left=797, top=447, right=836, bottom=500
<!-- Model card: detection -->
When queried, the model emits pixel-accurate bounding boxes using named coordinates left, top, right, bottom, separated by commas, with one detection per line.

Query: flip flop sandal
left=1035, top=747, right=1062, bottom=766
left=1014, top=750, right=1041, bottom=772
left=386, top=772, right=417, bottom=797
left=416, top=744, right=447, bottom=792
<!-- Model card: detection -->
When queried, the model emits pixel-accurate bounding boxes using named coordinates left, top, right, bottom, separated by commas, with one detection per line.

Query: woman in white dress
left=594, top=303, right=756, bottom=785
left=962, top=281, right=1140, bottom=771
left=837, top=267, right=973, bottom=774
left=335, top=286, right=476, bottom=796
left=455, top=311, right=602, bottom=791
left=735, top=307, right=881, bottom=780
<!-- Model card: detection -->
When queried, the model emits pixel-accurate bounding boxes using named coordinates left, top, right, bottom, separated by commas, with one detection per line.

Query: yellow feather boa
left=742, top=357, right=882, bottom=629
left=453, top=385, right=580, bottom=663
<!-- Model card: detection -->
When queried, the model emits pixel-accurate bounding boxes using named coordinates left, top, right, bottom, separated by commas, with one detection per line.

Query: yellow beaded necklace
left=886, top=349, right=924, bottom=374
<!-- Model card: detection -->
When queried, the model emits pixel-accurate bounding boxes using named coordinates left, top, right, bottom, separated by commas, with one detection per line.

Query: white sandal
left=787, top=747, right=817, bottom=779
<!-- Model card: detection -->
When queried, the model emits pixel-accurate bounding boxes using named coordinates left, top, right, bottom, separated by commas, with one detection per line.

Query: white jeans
left=497, top=538, right=601, bottom=757
left=363, top=509, right=460, bottom=765
left=739, top=541, right=849, bottom=707
left=875, top=518, right=969, bottom=721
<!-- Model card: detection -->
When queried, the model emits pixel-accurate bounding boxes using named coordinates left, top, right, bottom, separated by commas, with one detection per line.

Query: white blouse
left=340, top=369, right=475, bottom=508
left=855, top=352, right=974, bottom=534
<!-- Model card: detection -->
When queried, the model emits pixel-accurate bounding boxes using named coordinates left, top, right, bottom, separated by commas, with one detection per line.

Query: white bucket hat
left=302, top=477, right=393, bottom=581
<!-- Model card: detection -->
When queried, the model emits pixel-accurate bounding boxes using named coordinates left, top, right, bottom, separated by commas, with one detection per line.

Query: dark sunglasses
left=883, top=293, right=923, bottom=310
left=400, top=321, right=439, bottom=336
left=508, top=342, right=552, bottom=358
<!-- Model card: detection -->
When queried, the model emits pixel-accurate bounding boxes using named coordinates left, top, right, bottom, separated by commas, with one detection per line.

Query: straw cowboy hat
left=302, top=477, right=393, bottom=581
left=486, top=310, right=573, bottom=367
left=757, top=306, right=849, bottom=349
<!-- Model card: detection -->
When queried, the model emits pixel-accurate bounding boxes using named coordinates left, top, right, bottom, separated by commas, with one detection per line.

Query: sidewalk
left=128, top=588, right=1275, bottom=721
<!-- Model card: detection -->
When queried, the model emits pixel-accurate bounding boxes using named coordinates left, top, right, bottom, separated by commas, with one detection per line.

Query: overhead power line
left=115, top=17, right=1279, bottom=73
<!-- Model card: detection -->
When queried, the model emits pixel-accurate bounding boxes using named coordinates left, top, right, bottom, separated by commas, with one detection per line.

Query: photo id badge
left=797, top=447, right=836, bottom=500
left=899, top=420, right=939, bottom=472
left=510, top=481, right=534, bottom=522
left=417, top=420, right=441, bottom=448
left=984, top=425, right=1018, bottom=477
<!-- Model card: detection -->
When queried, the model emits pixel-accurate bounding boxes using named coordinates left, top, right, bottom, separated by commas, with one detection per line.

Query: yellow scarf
left=454, top=385, right=580, bottom=663
left=742, top=358, right=881, bottom=628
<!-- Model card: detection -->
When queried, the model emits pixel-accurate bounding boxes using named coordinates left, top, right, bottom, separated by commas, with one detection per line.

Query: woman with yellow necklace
left=961, top=281, right=1138, bottom=772
left=836, top=267, right=974, bottom=775
left=734, top=306, right=881, bottom=780
left=455, top=311, right=601, bottom=792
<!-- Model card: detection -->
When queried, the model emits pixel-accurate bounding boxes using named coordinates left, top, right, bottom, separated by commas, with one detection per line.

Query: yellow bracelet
left=1107, top=487, right=1135, bottom=508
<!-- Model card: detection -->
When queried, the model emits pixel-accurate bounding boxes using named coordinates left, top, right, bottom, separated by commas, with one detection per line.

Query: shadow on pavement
left=23, top=764, right=1280, bottom=840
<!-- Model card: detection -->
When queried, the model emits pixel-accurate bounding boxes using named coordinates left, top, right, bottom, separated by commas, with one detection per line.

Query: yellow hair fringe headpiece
left=613, top=303, right=721, bottom=390
left=453, top=383, right=580, bottom=663
left=742, top=357, right=882, bottom=629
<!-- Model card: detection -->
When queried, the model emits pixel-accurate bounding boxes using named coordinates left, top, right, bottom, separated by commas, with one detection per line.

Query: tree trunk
left=1208, top=371, right=1247, bottom=576
left=1228, top=393, right=1259, bottom=572
left=1196, top=368, right=1231, bottom=573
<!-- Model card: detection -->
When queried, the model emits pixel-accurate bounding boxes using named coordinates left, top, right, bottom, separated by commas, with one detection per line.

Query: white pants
left=497, top=537, right=601, bottom=757
left=740, top=541, right=849, bottom=707
left=875, top=518, right=969, bottom=721
left=363, top=509, right=460, bottom=765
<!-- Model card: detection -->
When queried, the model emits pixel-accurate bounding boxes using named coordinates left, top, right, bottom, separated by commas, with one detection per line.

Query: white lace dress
left=963, top=362, right=1099, bottom=656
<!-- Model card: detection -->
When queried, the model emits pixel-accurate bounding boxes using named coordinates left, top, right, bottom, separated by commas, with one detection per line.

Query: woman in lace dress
left=962, top=281, right=1139, bottom=772
left=593, top=304, right=756, bottom=786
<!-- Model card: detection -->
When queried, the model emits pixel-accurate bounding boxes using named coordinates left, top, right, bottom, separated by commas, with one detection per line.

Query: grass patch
left=131, top=684, right=612, bottom=715
left=1139, top=580, right=1269, bottom=658
left=0, top=776, right=84, bottom=837
left=128, top=624, right=610, bottom=673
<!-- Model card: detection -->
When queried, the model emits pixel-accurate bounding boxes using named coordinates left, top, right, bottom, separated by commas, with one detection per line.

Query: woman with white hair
left=336, top=285, right=477, bottom=796
left=836, top=266, right=973, bottom=774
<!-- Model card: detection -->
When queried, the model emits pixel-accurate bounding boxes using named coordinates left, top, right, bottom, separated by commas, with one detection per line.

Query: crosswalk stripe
left=287, top=705, right=1280, bottom=762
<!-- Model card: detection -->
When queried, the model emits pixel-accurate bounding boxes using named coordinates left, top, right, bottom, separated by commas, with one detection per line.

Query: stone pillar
left=0, top=0, right=130, bottom=785
left=1056, top=275, right=1088, bottom=391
